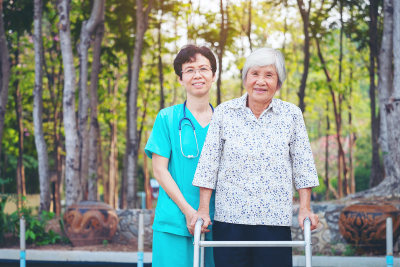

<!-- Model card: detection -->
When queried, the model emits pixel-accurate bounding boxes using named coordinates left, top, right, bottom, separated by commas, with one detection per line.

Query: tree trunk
left=43, top=35, right=63, bottom=214
left=0, top=0, right=11, bottom=167
left=216, top=0, right=229, bottom=105
left=57, top=0, right=80, bottom=208
left=108, top=122, right=116, bottom=208
left=378, top=0, right=394, bottom=178
left=144, top=132, right=152, bottom=209
left=158, top=19, right=165, bottom=111
left=368, top=0, right=383, bottom=188
left=338, top=1, right=349, bottom=196
left=77, top=0, right=105, bottom=201
left=33, top=0, right=51, bottom=214
left=247, top=0, right=252, bottom=52
left=13, top=41, right=26, bottom=207
left=54, top=107, right=63, bottom=215
left=121, top=53, right=131, bottom=209
left=385, top=0, right=400, bottom=180
left=109, top=75, right=119, bottom=208
left=97, top=128, right=108, bottom=203
left=349, top=67, right=355, bottom=194
left=53, top=83, right=63, bottom=216
left=325, top=101, right=330, bottom=200
left=314, top=36, right=347, bottom=198
left=96, top=130, right=103, bottom=201
left=127, top=0, right=153, bottom=209
left=296, top=0, right=312, bottom=113
left=2, top=154, right=7, bottom=193
left=347, top=0, right=400, bottom=199
left=87, top=3, right=105, bottom=201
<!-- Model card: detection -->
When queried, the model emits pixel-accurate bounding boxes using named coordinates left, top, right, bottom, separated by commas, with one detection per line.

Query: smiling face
left=244, top=65, right=280, bottom=107
left=179, top=53, right=216, bottom=98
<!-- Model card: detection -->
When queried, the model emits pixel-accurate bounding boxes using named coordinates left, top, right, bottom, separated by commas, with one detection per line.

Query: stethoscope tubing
left=179, top=100, right=214, bottom=159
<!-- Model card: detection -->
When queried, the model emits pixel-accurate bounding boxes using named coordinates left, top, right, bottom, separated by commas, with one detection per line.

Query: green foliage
left=0, top=195, right=10, bottom=244
left=23, top=210, right=62, bottom=246
left=343, top=244, right=356, bottom=256
left=0, top=196, right=64, bottom=246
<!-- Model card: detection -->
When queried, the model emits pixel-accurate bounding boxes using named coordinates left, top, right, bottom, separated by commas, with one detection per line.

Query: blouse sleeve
left=289, top=107, right=320, bottom=190
left=192, top=106, right=224, bottom=189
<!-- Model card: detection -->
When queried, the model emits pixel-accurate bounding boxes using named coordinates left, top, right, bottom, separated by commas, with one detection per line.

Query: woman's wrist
left=198, top=205, right=209, bottom=215
left=181, top=204, right=196, bottom=216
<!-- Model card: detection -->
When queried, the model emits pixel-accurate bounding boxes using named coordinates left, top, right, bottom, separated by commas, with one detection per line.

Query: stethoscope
left=179, top=100, right=214, bottom=158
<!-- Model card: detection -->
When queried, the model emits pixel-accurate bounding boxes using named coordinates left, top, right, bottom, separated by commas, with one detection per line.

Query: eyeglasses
left=181, top=66, right=212, bottom=75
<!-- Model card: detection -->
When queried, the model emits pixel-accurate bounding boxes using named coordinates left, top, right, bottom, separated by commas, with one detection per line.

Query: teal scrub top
left=145, top=104, right=216, bottom=237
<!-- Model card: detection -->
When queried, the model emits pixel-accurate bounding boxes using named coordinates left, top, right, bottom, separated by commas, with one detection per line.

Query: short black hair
left=173, top=45, right=217, bottom=80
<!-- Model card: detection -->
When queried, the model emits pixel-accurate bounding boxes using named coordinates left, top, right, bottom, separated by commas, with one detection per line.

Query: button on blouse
left=192, top=93, right=319, bottom=226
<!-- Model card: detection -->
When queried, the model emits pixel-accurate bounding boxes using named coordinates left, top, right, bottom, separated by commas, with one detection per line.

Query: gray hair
left=242, top=48, right=286, bottom=88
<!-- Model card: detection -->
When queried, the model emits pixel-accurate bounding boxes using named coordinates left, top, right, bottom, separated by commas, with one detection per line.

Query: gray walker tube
left=193, top=217, right=313, bottom=267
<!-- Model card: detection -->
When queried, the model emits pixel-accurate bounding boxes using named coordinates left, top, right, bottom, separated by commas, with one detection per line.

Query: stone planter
left=63, top=201, right=119, bottom=247
left=338, top=202, right=400, bottom=254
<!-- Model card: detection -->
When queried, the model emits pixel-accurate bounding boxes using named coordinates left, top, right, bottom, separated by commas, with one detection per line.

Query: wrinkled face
left=179, top=54, right=216, bottom=98
left=244, top=65, right=280, bottom=106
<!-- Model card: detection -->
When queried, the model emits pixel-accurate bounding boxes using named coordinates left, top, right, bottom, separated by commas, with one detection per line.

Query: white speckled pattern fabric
left=192, top=93, right=319, bottom=226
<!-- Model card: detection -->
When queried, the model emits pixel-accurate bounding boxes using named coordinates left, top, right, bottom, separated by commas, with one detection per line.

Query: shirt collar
left=228, top=93, right=280, bottom=114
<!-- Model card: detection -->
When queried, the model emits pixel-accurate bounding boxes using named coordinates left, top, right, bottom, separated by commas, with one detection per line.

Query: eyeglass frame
left=181, top=66, right=213, bottom=75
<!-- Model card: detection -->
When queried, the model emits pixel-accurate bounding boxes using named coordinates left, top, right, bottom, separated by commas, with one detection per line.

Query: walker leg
left=194, top=239, right=200, bottom=267
left=304, top=217, right=312, bottom=267
left=20, top=217, right=26, bottom=267
left=200, top=233, right=205, bottom=267
left=387, top=217, right=393, bottom=267
left=193, top=218, right=204, bottom=267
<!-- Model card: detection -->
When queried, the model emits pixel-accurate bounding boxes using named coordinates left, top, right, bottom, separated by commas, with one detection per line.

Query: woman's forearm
left=153, top=155, right=194, bottom=215
left=198, top=187, right=213, bottom=213
left=298, top=187, right=311, bottom=211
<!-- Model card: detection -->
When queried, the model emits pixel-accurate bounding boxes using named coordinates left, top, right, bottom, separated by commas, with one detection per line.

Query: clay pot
left=63, top=201, right=119, bottom=247
left=339, top=202, right=400, bottom=254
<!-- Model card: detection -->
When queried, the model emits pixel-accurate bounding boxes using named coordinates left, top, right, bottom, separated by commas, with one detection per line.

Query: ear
left=178, top=76, right=183, bottom=85
left=212, top=73, right=217, bottom=82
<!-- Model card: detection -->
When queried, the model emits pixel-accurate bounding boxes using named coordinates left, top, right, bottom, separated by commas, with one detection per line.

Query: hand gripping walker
left=193, top=217, right=313, bottom=267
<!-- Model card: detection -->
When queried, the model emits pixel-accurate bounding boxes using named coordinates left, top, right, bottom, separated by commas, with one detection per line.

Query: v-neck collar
left=184, top=105, right=210, bottom=129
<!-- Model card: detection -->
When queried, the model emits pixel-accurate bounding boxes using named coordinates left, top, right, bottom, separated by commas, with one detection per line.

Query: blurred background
left=0, top=0, right=395, bottom=214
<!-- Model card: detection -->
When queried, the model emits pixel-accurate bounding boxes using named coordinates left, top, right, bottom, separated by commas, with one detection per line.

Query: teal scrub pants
left=152, top=230, right=215, bottom=267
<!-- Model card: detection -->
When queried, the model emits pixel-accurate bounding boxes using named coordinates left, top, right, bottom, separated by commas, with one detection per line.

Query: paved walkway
left=0, top=249, right=399, bottom=266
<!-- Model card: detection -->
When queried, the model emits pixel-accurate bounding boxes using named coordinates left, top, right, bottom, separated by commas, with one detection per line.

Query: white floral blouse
left=192, top=93, right=319, bottom=226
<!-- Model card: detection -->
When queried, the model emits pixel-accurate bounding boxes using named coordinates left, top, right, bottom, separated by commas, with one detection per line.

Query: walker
left=193, top=217, right=313, bottom=267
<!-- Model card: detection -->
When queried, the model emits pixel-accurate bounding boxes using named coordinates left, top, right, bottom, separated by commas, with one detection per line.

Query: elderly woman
left=191, top=48, right=319, bottom=267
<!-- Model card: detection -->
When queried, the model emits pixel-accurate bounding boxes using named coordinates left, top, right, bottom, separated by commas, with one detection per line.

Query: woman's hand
left=298, top=187, right=319, bottom=231
left=184, top=207, right=198, bottom=235
left=189, top=208, right=211, bottom=235
left=298, top=208, right=319, bottom=231
left=189, top=187, right=214, bottom=235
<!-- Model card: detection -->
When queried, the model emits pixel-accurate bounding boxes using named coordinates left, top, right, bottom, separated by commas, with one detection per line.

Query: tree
left=350, top=0, right=400, bottom=198
left=296, top=0, right=312, bottom=113
left=57, top=0, right=80, bottom=207
left=216, top=0, right=230, bottom=105
left=367, top=0, right=383, bottom=188
left=377, top=0, right=393, bottom=178
left=77, top=0, right=105, bottom=200
left=127, top=0, right=153, bottom=208
left=0, top=0, right=11, bottom=190
left=33, top=0, right=51, bottom=213
left=87, top=1, right=105, bottom=201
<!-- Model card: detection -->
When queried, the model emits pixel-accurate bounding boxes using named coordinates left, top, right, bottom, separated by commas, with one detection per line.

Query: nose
left=193, top=70, right=202, bottom=78
left=256, top=77, right=267, bottom=86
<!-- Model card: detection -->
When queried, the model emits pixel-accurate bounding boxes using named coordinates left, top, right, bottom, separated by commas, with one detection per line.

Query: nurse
left=145, top=44, right=217, bottom=267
